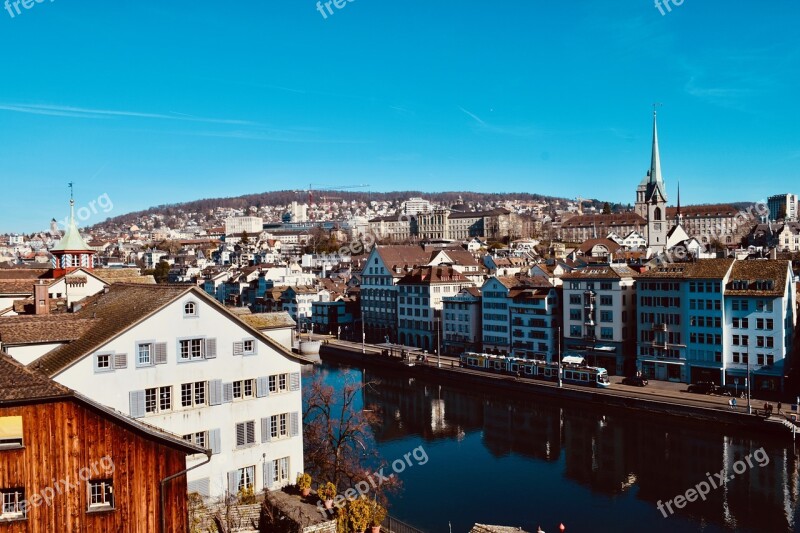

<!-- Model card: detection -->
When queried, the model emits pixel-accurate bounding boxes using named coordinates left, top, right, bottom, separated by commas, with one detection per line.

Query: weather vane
left=653, top=102, right=663, bottom=114
left=68, top=181, right=74, bottom=201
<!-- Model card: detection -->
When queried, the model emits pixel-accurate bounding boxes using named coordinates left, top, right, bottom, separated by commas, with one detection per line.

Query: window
left=180, top=339, right=204, bottom=361
left=96, top=354, right=111, bottom=370
left=181, top=382, right=207, bottom=408
left=600, top=327, right=613, bottom=340
left=236, top=421, right=256, bottom=447
left=272, top=457, right=290, bottom=485
left=279, top=374, right=287, bottom=392
left=1, top=489, right=25, bottom=520
left=600, top=310, right=613, bottom=323
left=0, top=417, right=23, bottom=449
left=183, top=431, right=208, bottom=449
left=184, top=302, right=197, bottom=317
left=600, top=295, right=612, bottom=306
left=145, top=388, right=157, bottom=414
left=233, top=379, right=255, bottom=400
left=570, top=325, right=581, bottom=337
left=243, top=340, right=255, bottom=355
left=238, top=466, right=255, bottom=492
left=137, top=343, right=152, bottom=366
left=88, top=479, right=114, bottom=510
left=270, top=413, right=289, bottom=440
left=159, top=386, right=172, bottom=412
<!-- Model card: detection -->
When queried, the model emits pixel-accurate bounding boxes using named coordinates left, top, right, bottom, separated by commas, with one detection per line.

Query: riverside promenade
left=314, top=335, right=800, bottom=439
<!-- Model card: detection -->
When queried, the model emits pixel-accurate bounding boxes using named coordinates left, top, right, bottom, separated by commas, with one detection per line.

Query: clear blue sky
left=2, top=1, right=799, bottom=232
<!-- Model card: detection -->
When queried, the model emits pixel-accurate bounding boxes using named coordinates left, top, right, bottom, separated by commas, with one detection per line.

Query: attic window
left=184, top=302, right=198, bottom=317
left=0, top=416, right=23, bottom=449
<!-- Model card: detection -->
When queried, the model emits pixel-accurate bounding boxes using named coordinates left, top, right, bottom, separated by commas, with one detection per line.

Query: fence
left=382, top=514, right=426, bottom=533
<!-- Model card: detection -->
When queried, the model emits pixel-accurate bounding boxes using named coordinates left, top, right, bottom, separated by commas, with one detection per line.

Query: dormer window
left=184, top=302, right=197, bottom=317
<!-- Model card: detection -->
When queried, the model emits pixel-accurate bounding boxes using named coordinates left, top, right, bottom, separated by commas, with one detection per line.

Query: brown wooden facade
left=0, top=398, right=192, bottom=533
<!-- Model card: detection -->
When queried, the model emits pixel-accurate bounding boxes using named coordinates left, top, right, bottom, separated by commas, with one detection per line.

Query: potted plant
left=296, top=473, right=312, bottom=497
left=347, top=497, right=371, bottom=533
left=318, top=481, right=337, bottom=510
left=369, top=500, right=387, bottom=533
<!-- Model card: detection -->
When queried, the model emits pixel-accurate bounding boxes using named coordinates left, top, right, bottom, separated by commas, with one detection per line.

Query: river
left=308, top=362, right=800, bottom=533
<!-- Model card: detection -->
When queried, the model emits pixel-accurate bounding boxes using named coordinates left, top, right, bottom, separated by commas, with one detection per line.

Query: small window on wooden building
left=1, top=488, right=26, bottom=520
left=88, top=479, right=114, bottom=510
left=0, top=417, right=23, bottom=449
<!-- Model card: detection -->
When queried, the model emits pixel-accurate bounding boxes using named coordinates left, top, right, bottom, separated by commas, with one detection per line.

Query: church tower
left=635, top=109, right=668, bottom=253
left=50, top=193, right=96, bottom=278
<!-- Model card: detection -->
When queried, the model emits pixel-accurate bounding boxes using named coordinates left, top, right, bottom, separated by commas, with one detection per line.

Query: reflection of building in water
left=481, top=400, right=561, bottom=462
left=364, top=373, right=482, bottom=442
left=562, top=409, right=630, bottom=493
left=721, top=437, right=799, bottom=532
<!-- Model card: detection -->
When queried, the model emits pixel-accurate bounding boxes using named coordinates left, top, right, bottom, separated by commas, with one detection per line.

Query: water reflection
left=321, top=365, right=800, bottom=532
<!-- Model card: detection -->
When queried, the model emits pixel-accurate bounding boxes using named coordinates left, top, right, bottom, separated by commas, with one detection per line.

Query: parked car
left=687, top=381, right=717, bottom=394
left=622, top=376, right=649, bottom=387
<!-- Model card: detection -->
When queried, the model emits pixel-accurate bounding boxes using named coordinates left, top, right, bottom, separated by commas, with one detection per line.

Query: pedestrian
left=729, top=398, right=734, bottom=410
left=778, top=402, right=782, bottom=414
left=732, top=397, right=737, bottom=410
left=764, top=402, right=769, bottom=416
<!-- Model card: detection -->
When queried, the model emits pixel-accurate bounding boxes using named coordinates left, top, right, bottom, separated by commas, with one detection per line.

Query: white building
left=401, top=197, right=433, bottom=215
left=481, top=277, right=516, bottom=354
left=442, top=287, right=482, bottom=355
left=562, top=264, right=638, bottom=375
left=2, top=284, right=306, bottom=499
left=290, top=202, right=309, bottom=223
left=225, top=216, right=264, bottom=236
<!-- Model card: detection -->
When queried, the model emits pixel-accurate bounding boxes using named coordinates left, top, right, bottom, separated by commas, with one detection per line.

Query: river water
left=309, top=362, right=800, bottom=533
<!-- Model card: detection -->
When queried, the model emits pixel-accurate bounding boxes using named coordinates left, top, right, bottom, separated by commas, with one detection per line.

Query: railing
left=382, top=514, right=426, bottom=533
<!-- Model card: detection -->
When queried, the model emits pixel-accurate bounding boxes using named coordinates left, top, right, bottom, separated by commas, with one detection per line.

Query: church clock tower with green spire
left=635, top=108, right=668, bottom=254
left=50, top=191, right=97, bottom=278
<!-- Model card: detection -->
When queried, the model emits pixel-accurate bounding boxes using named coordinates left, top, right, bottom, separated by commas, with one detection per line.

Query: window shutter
left=129, top=390, right=145, bottom=418
left=154, top=343, right=168, bottom=364
left=265, top=417, right=273, bottom=442
left=232, top=342, right=244, bottom=356
left=264, top=461, right=275, bottom=491
left=209, top=428, right=221, bottom=455
left=114, top=353, right=128, bottom=369
left=228, top=470, right=238, bottom=494
left=222, top=382, right=233, bottom=403
left=246, top=421, right=255, bottom=444
left=290, top=412, right=300, bottom=437
left=256, top=376, right=268, bottom=398
left=261, top=418, right=269, bottom=443
left=236, top=423, right=245, bottom=447
left=204, top=338, right=217, bottom=359
left=188, top=478, right=211, bottom=498
left=289, top=372, right=301, bottom=392
left=209, top=380, right=223, bottom=406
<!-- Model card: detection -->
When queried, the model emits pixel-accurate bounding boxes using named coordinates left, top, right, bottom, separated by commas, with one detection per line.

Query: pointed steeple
left=650, top=108, right=663, bottom=186
left=51, top=197, right=92, bottom=252
left=50, top=186, right=96, bottom=277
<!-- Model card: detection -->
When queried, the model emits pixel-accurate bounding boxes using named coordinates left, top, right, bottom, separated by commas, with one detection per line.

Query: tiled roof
left=375, top=245, right=431, bottom=274
left=240, top=312, right=296, bottom=330
left=638, top=258, right=735, bottom=279
left=397, top=266, right=470, bottom=285
left=561, top=264, right=638, bottom=280
left=0, top=280, right=37, bottom=295
left=0, top=352, right=70, bottom=401
left=725, top=260, right=790, bottom=297
left=0, top=268, right=51, bottom=280
left=577, top=238, right=624, bottom=254
left=0, top=315, right=96, bottom=344
left=560, top=213, right=645, bottom=228
left=666, top=204, right=740, bottom=219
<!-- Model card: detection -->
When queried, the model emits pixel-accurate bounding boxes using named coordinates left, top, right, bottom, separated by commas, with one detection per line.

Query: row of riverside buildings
left=362, top=241, right=796, bottom=394
left=0, top=200, right=306, bottom=531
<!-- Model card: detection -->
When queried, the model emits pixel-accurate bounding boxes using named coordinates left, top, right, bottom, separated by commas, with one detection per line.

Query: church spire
left=676, top=181, right=683, bottom=224
left=650, top=105, right=663, bottom=185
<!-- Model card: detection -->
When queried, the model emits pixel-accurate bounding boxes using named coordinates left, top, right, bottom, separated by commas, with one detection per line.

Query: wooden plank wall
left=0, top=399, right=189, bottom=533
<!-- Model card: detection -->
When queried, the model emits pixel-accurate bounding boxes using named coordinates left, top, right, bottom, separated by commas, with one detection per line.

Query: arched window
left=653, top=207, right=662, bottom=221
left=184, top=302, right=197, bottom=317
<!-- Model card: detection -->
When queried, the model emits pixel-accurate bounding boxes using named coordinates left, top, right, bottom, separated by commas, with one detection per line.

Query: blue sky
left=1, top=1, right=799, bottom=232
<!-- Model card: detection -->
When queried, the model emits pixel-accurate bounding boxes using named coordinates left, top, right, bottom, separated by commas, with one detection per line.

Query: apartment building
left=481, top=277, right=516, bottom=354
left=561, top=265, right=638, bottom=375
left=509, top=279, right=561, bottom=361
left=442, top=287, right=482, bottom=355
left=396, top=266, right=474, bottom=351
left=636, top=259, right=795, bottom=391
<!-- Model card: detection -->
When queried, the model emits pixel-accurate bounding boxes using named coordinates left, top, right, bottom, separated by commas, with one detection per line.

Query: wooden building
left=0, top=354, right=206, bottom=533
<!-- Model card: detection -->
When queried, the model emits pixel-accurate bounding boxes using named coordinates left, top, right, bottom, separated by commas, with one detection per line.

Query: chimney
left=33, top=280, right=49, bottom=315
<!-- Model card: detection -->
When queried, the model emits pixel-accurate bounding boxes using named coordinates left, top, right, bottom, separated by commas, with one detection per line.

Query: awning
left=0, top=416, right=22, bottom=440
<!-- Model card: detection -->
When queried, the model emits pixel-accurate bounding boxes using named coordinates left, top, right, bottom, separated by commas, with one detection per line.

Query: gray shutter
left=256, top=376, right=268, bottom=398
left=188, top=478, right=211, bottom=498
left=290, top=412, right=300, bottom=437
left=209, top=428, right=221, bottom=455
left=265, top=417, right=273, bottom=442
left=264, top=461, right=275, bottom=491
left=246, top=421, right=255, bottom=444
left=114, top=353, right=128, bottom=369
left=236, top=423, right=245, bottom=447
left=209, top=380, right=223, bottom=406
left=129, top=390, right=145, bottom=418
left=154, top=343, right=168, bottom=364
left=261, top=418, right=269, bottom=443
left=289, top=372, right=301, bottom=392
left=232, top=341, right=244, bottom=356
left=228, top=470, right=238, bottom=494
left=222, top=382, right=234, bottom=403
left=204, top=338, right=217, bottom=359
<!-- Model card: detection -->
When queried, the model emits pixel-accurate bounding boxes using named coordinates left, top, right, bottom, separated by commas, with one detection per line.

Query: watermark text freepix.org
left=59, top=193, right=114, bottom=229
left=657, top=447, right=769, bottom=518
left=316, top=445, right=428, bottom=516
left=316, top=0, right=355, bottom=20
left=655, top=0, right=686, bottom=16
left=4, top=0, right=55, bottom=19
left=18, top=456, right=115, bottom=514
